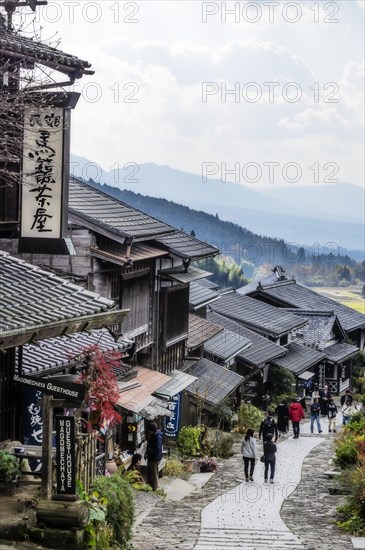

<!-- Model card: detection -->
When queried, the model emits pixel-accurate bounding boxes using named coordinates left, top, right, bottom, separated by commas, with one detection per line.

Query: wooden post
left=41, top=395, right=53, bottom=499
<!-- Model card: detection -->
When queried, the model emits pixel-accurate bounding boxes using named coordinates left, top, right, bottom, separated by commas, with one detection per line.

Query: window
left=162, top=284, right=189, bottom=346
left=121, top=270, right=151, bottom=336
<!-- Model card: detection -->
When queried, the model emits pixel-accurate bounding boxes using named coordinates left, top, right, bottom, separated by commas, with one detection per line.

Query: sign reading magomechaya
left=13, top=373, right=85, bottom=404
left=55, top=415, right=76, bottom=495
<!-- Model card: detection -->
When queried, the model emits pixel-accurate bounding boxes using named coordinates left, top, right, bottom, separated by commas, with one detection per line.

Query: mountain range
left=70, top=155, right=364, bottom=255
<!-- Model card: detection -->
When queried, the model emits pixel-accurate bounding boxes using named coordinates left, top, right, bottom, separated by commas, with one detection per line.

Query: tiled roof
left=250, top=280, right=365, bottom=333
left=69, top=178, right=174, bottom=242
left=204, top=329, right=251, bottom=362
left=272, top=342, right=326, bottom=375
left=189, top=281, right=220, bottom=310
left=18, top=329, right=131, bottom=377
left=154, top=370, right=197, bottom=399
left=237, top=272, right=279, bottom=295
left=210, top=291, right=307, bottom=338
left=290, top=310, right=342, bottom=350
left=155, top=230, right=219, bottom=260
left=184, top=358, right=244, bottom=405
left=159, top=266, right=212, bottom=284
left=69, top=179, right=219, bottom=259
left=324, top=342, right=359, bottom=363
left=195, top=278, right=219, bottom=290
left=90, top=243, right=168, bottom=267
left=0, top=27, right=92, bottom=76
left=187, top=314, right=223, bottom=350
left=117, top=366, right=171, bottom=413
left=206, top=311, right=286, bottom=366
left=0, top=251, right=127, bottom=348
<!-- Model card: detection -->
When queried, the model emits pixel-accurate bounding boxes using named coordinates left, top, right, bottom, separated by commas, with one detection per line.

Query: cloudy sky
left=19, top=0, right=364, bottom=188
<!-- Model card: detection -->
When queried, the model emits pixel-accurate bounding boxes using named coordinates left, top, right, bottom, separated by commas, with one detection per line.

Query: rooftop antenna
left=0, top=0, right=48, bottom=30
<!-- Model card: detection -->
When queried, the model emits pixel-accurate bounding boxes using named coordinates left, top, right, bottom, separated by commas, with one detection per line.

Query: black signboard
left=13, top=373, right=85, bottom=403
left=55, top=415, right=76, bottom=495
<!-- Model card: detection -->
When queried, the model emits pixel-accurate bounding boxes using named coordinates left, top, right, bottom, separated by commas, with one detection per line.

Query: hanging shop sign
left=163, top=392, right=181, bottom=438
left=14, top=373, right=85, bottom=404
left=55, top=415, right=76, bottom=495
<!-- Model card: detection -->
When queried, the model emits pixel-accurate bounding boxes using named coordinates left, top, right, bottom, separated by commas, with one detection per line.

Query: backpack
left=263, top=417, right=274, bottom=432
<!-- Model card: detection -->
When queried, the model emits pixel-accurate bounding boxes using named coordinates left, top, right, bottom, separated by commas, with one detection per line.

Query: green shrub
left=234, top=403, right=264, bottom=434
left=214, top=432, right=234, bottom=458
left=176, top=426, right=201, bottom=459
left=334, top=435, right=358, bottom=469
left=0, top=450, right=21, bottom=483
left=91, top=474, right=135, bottom=546
left=164, top=457, right=184, bottom=477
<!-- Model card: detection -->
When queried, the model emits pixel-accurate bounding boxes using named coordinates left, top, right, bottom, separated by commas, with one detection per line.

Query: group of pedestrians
left=241, top=387, right=361, bottom=484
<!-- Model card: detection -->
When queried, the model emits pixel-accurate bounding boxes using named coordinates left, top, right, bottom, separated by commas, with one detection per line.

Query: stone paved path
left=131, top=415, right=354, bottom=550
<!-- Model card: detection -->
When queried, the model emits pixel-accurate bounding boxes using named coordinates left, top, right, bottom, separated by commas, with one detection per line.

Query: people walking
left=327, top=398, right=338, bottom=432
left=341, top=395, right=358, bottom=426
left=276, top=400, right=289, bottom=437
left=310, top=398, right=322, bottom=433
left=288, top=398, right=305, bottom=438
left=319, top=384, right=331, bottom=417
left=311, top=385, right=320, bottom=403
left=241, top=428, right=257, bottom=482
left=263, top=433, right=277, bottom=484
left=145, top=421, right=163, bottom=491
left=259, top=410, right=278, bottom=442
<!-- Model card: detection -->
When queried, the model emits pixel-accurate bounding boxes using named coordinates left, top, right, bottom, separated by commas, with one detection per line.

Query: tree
left=76, top=346, right=123, bottom=431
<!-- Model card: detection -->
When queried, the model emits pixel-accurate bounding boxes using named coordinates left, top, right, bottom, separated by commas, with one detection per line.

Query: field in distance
left=315, top=286, right=365, bottom=314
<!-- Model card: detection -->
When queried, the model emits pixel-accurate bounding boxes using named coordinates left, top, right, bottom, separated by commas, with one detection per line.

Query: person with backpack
left=259, top=410, right=278, bottom=443
left=263, top=433, right=277, bottom=484
left=144, top=422, right=163, bottom=491
left=327, top=398, right=338, bottom=433
left=241, top=428, right=258, bottom=482
left=288, top=398, right=305, bottom=438
left=310, top=397, right=322, bottom=434
left=341, top=396, right=358, bottom=426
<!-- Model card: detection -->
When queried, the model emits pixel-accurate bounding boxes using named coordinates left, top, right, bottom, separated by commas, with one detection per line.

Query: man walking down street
left=145, top=421, right=163, bottom=491
left=289, top=398, right=305, bottom=439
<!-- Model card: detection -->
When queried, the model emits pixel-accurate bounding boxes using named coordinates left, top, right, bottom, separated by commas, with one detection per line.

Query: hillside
left=70, top=155, right=364, bottom=252
left=84, top=178, right=359, bottom=282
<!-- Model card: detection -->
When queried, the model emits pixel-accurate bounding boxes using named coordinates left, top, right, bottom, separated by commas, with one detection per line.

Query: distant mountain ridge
left=70, top=155, right=364, bottom=253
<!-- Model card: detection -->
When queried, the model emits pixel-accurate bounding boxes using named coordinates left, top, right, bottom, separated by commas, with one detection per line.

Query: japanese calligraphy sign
left=21, top=108, right=65, bottom=238
left=163, top=392, right=181, bottom=438
left=55, top=415, right=76, bottom=495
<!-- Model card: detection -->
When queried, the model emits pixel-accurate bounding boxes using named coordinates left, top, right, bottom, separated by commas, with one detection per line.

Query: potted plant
left=0, top=450, right=21, bottom=494
left=176, top=426, right=201, bottom=471
left=197, top=456, right=218, bottom=473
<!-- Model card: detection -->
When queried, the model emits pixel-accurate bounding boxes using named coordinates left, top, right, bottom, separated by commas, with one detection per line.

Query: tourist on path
left=259, top=410, right=278, bottom=442
left=145, top=421, right=163, bottom=491
left=327, top=398, right=338, bottom=432
left=311, top=384, right=320, bottom=403
left=341, top=396, right=358, bottom=426
left=288, top=398, right=305, bottom=438
left=241, top=428, right=257, bottom=482
left=263, top=433, right=277, bottom=484
left=319, top=384, right=332, bottom=417
left=310, top=397, right=322, bottom=433
left=275, top=400, right=289, bottom=437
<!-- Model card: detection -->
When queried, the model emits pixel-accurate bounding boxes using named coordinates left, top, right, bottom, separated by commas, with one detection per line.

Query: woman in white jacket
left=241, top=428, right=258, bottom=482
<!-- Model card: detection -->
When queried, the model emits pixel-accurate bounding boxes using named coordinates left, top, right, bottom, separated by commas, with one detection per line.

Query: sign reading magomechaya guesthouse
left=13, top=373, right=85, bottom=404
left=19, top=105, right=73, bottom=254
left=56, top=415, right=76, bottom=495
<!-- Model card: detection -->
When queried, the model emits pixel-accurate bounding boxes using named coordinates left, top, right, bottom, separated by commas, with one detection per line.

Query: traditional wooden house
left=237, top=270, right=364, bottom=393
left=0, top=250, right=128, bottom=443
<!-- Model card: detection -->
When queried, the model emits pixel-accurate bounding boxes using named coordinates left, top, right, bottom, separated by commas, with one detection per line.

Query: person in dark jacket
left=310, top=398, right=322, bottom=434
left=259, top=410, right=278, bottom=442
left=263, top=433, right=277, bottom=484
left=319, top=384, right=331, bottom=417
left=288, top=398, right=305, bottom=438
left=276, top=401, right=289, bottom=437
left=145, top=422, right=163, bottom=491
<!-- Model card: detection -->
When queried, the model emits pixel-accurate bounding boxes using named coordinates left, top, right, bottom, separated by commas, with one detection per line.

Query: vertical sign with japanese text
left=55, top=415, right=76, bottom=496
left=163, top=393, right=181, bottom=438
left=21, top=108, right=64, bottom=238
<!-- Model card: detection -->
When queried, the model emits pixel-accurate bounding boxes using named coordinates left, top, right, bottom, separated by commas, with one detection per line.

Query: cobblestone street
left=132, top=418, right=354, bottom=550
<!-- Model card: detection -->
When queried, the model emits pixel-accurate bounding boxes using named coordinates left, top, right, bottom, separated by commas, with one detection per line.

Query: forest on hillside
left=85, top=179, right=365, bottom=287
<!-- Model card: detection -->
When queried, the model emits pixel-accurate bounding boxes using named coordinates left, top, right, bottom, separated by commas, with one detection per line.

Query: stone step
left=194, top=528, right=304, bottom=549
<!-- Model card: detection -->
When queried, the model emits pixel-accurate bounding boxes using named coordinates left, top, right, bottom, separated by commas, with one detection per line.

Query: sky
left=14, top=0, right=365, bottom=189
